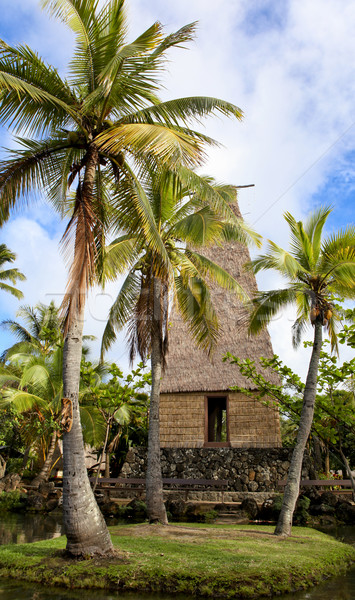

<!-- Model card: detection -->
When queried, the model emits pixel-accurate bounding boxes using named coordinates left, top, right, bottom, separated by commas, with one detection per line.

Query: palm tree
left=0, top=244, right=25, bottom=300
left=0, top=347, right=106, bottom=487
left=1, top=302, right=62, bottom=360
left=246, top=206, right=355, bottom=536
left=101, top=167, right=259, bottom=523
left=0, top=0, right=243, bottom=555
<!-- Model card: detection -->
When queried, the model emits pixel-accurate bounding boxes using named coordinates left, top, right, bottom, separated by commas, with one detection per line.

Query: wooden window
left=204, top=396, right=230, bottom=447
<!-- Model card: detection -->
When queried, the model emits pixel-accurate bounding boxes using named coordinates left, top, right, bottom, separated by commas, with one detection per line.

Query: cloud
left=0, top=0, right=354, bottom=378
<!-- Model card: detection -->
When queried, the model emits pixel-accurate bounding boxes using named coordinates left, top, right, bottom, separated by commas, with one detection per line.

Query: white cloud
left=0, top=0, right=354, bottom=378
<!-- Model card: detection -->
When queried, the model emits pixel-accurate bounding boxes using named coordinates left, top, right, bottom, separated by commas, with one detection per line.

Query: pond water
left=0, top=513, right=354, bottom=600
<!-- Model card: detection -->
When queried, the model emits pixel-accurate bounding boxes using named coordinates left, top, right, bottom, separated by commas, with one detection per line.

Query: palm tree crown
left=1, top=301, right=62, bottom=360
left=0, top=0, right=242, bottom=325
left=247, top=206, right=355, bottom=350
left=101, top=166, right=259, bottom=361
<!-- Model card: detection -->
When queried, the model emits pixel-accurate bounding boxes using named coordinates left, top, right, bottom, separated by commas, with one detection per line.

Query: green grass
left=0, top=523, right=354, bottom=599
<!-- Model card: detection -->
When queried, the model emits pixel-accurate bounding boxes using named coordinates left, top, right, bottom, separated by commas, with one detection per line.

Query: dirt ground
left=111, top=523, right=306, bottom=542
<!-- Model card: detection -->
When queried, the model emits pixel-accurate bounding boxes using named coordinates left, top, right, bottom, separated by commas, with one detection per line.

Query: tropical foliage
left=80, top=359, right=150, bottom=484
left=0, top=346, right=106, bottom=485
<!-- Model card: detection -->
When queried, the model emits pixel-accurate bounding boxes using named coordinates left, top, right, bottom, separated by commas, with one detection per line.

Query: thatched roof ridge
left=161, top=203, right=279, bottom=393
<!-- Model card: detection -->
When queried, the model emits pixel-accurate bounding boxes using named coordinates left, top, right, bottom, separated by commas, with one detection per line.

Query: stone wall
left=121, top=447, right=311, bottom=494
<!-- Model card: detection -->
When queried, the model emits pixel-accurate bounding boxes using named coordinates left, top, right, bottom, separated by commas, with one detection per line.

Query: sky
left=0, top=0, right=354, bottom=377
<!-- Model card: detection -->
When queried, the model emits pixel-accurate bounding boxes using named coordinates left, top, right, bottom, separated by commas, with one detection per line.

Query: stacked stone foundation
left=121, top=447, right=311, bottom=496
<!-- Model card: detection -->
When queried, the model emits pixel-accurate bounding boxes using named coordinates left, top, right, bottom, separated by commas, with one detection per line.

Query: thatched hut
left=160, top=203, right=282, bottom=449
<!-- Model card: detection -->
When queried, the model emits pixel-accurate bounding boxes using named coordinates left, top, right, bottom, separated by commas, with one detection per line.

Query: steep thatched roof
left=161, top=203, right=279, bottom=393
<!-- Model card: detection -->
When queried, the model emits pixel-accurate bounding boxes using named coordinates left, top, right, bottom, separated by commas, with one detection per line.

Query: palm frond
left=96, top=122, right=206, bottom=168
left=79, top=405, right=106, bottom=446
left=174, top=274, right=219, bottom=355
left=248, top=287, right=298, bottom=335
left=0, top=389, right=48, bottom=412
left=291, top=316, right=309, bottom=348
left=110, top=164, right=170, bottom=272
left=150, top=22, right=197, bottom=57
left=0, top=136, right=73, bottom=221
left=246, top=242, right=305, bottom=279
left=98, top=22, right=162, bottom=90
left=100, top=234, right=136, bottom=285
left=121, top=96, right=243, bottom=128
left=169, top=206, right=223, bottom=245
left=304, top=205, right=332, bottom=264
left=100, top=268, right=142, bottom=356
left=40, top=0, right=99, bottom=92
left=185, top=250, right=249, bottom=302
left=0, top=41, right=78, bottom=135
left=0, top=283, right=24, bottom=299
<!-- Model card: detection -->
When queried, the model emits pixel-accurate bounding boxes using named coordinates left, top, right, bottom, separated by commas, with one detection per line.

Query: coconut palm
left=101, top=166, right=259, bottom=523
left=0, top=244, right=25, bottom=300
left=0, top=0, right=243, bottom=555
left=1, top=302, right=62, bottom=360
left=0, top=347, right=106, bottom=487
left=246, top=206, right=355, bottom=536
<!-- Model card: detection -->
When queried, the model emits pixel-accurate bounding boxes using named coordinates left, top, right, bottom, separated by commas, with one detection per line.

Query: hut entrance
left=206, top=396, right=229, bottom=445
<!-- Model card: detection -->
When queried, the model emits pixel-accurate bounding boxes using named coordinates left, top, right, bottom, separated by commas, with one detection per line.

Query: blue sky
left=0, top=0, right=354, bottom=376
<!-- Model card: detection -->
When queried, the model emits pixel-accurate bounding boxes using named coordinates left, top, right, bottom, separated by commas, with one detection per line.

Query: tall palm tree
left=101, top=167, right=259, bottom=523
left=246, top=207, right=355, bottom=536
left=0, top=0, right=243, bottom=555
left=0, top=244, right=25, bottom=300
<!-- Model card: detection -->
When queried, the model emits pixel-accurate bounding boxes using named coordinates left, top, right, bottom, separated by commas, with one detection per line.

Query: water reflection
left=0, top=513, right=63, bottom=546
left=0, top=579, right=124, bottom=599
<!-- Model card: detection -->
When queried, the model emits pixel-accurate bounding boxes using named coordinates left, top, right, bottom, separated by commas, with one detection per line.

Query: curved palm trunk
left=31, top=430, right=57, bottom=488
left=275, top=320, right=323, bottom=537
left=62, top=308, right=113, bottom=556
left=93, top=421, right=110, bottom=493
left=339, top=447, right=355, bottom=502
left=62, top=146, right=113, bottom=556
left=146, top=277, right=168, bottom=524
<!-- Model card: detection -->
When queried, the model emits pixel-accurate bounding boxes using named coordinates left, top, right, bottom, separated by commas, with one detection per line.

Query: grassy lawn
left=0, top=523, right=354, bottom=599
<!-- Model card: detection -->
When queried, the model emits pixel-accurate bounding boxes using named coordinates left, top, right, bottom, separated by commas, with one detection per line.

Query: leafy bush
left=294, top=495, right=311, bottom=525
left=0, top=490, right=26, bottom=511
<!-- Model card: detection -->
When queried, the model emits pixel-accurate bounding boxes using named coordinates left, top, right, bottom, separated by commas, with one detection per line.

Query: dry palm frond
left=60, top=180, right=99, bottom=331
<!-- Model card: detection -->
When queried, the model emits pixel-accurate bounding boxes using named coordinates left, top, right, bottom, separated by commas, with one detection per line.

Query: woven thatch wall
left=161, top=202, right=279, bottom=394
left=160, top=393, right=204, bottom=448
left=160, top=392, right=281, bottom=448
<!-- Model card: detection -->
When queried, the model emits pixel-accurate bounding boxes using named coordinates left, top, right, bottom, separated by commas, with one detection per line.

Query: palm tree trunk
left=93, top=421, right=110, bottom=493
left=62, top=306, right=113, bottom=556
left=146, top=277, right=168, bottom=524
left=275, top=320, right=323, bottom=537
left=31, top=430, right=57, bottom=488
left=62, top=146, right=113, bottom=557
left=0, top=455, right=6, bottom=479
left=324, top=446, right=330, bottom=478
left=105, top=452, right=110, bottom=478
left=339, top=447, right=355, bottom=502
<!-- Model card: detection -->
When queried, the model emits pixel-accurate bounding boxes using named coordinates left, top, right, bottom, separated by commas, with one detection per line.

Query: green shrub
left=0, top=490, right=26, bottom=511
left=294, top=496, right=311, bottom=525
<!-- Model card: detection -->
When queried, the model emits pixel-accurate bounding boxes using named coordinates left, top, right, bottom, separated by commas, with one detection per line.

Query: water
left=0, top=513, right=354, bottom=600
